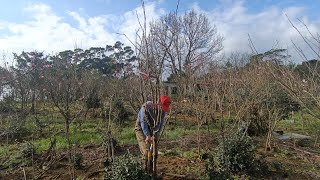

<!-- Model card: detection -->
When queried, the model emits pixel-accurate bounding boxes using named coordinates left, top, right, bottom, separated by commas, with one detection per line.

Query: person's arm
left=155, top=112, right=166, bottom=137
left=138, top=106, right=151, bottom=137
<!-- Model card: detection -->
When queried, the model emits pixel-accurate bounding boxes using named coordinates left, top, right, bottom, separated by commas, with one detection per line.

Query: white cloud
left=116, top=2, right=166, bottom=46
left=0, top=2, right=164, bottom=59
left=68, top=11, right=87, bottom=30
left=0, top=1, right=319, bottom=65
left=0, top=3, right=80, bottom=53
left=201, top=2, right=320, bottom=61
left=0, top=4, right=108, bottom=66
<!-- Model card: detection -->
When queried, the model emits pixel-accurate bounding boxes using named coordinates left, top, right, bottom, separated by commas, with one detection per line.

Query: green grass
left=0, top=121, right=103, bottom=169
left=162, top=125, right=217, bottom=140
left=33, top=129, right=102, bottom=153
left=116, top=126, right=136, bottom=145
left=112, top=118, right=220, bottom=145
left=80, top=122, right=98, bottom=130
left=0, top=144, right=18, bottom=158
left=0, top=144, right=31, bottom=168
left=163, top=127, right=195, bottom=139
left=162, top=148, right=198, bottom=158
left=277, top=112, right=320, bottom=136
left=71, top=130, right=102, bottom=145
left=111, top=117, right=221, bottom=145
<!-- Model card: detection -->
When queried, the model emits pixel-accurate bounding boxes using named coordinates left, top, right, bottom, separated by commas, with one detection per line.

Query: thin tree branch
left=286, top=14, right=320, bottom=58
left=248, top=34, right=258, bottom=54
left=291, top=39, right=308, bottom=61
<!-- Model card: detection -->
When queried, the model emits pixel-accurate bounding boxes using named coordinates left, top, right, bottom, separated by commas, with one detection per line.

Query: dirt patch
left=160, top=133, right=218, bottom=151
left=2, top=134, right=318, bottom=180
left=0, top=145, right=106, bottom=179
left=0, top=141, right=206, bottom=180
left=158, top=155, right=205, bottom=180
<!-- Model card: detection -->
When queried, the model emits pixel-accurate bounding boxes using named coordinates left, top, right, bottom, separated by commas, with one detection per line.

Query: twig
left=116, top=33, right=139, bottom=51
left=157, top=108, right=172, bottom=144
left=291, top=39, right=308, bottom=61
left=53, top=174, right=61, bottom=180
left=22, top=167, right=27, bottom=180
left=286, top=14, right=320, bottom=58
left=248, top=34, right=258, bottom=54
left=298, top=18, right=320, bottom=45
left=279, top=142, right=320, bottom=158
left=39, top=138, right=56, bottom=168
left=35, top=153, right=68, bottom=179
left=85, top=169, right=105, bottom=179
left=175, top=0, right=180, bottom=16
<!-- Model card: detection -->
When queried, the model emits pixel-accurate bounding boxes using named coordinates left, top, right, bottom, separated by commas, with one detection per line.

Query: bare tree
left=270, top=61, right=320, bottom=144
left=268, top=18, right=320, bottom=146
left=150, top=10, right=223, bottom=98
left=42, top=50, right=87, bottom=178
left=119, top=1, right=223, bottom=176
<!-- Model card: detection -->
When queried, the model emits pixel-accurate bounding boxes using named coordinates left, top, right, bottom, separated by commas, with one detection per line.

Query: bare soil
left=1, top=134, right=319, bottom=180
left=0, top=136, right=210, bottom=180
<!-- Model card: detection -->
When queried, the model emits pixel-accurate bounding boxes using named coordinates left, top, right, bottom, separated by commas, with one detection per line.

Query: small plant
left=34, top=117, right=47, bottom=136
left=105, top=152, right=151, bottom=180
left=4, top=115, right=29, bottom=141
left=20, top=141, right=36, bottom=159
left=86, top=90, right=102, bottom=109
left=73, top=153, right=83, bottom=169
left=112, top=98, right=131, bottom=125
left=17, top=141, right=36, bottom=166
left=206, top=132, right=256, bottom=179
left=0, top=99, right=14, bottom=113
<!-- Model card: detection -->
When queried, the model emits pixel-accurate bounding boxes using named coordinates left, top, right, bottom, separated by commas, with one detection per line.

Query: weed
left=105, top=151, right=151, bottom=180
left=20, top=141, right=36, bottom=159
left=205, top=132, right=256, bottom=179
left=117, top=126, right=136, bottom=145
left=33, top=130, right=102, bottom=153
left=73, top=153, right=83, bottom=169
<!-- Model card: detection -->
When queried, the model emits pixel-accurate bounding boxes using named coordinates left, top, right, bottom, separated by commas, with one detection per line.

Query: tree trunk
left=30, top=91, right=35, bottom=114
left=65, top=117, right=74, bottom=179
left=65, top=118, right=72, bottom=161
left=197, top=120, right=201, bottom=156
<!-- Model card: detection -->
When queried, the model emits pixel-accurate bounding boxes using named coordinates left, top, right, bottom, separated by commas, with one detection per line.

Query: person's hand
left=145, top=136, right=152, bottom=144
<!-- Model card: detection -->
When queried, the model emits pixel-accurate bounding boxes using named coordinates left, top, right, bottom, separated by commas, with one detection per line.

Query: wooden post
left=152, top=135, right=157, bottom=178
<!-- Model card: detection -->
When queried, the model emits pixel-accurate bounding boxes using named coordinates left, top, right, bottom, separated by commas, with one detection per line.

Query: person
left=135, top=95, right=171, bottom=159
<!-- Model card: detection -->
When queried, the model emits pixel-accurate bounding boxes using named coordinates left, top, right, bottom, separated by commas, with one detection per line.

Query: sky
left=0, top=0, right=320, bottom=65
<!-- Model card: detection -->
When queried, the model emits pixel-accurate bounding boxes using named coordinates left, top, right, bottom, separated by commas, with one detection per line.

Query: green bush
left=105, top=152, right=151, bottom=180
left=206, top=132, right=256, bottom=179
left=112, top=98, right=131, bottom=125
left=15, top=141, right=37, bottom=167
left=20, top=141, right=36, bottom=159
left=73, top=153, right=83, bottom=169
left=86, top=90, right=101, bottom=109
left=246, top=106, right=269, bottom=136
left=0, top=95, right=15, bottom=113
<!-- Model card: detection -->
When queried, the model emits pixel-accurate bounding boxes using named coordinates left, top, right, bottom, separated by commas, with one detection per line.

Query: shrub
left=112, top=98, right=131, bottom=125
left=20, top=141, right=36, bottom=159
left=4, top=115, right=30, bottom=141
left=0, top=95, right=15, bottom=113
left=86, top=90, right=101, bottom=109
left=105, top=152, right=151, bottom=180
left=246, top=106, right=269, bottom=136
left=206, top=132, right=256, bottom=179
left=73, top=153, right=83, bottom=169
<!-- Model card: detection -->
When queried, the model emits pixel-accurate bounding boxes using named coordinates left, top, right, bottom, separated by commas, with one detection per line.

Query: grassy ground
left=0, top=111, right=320, bottom=179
